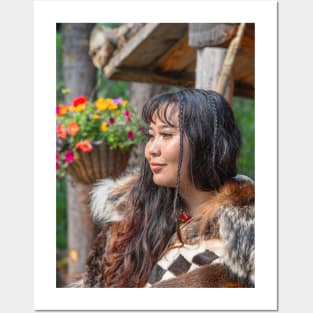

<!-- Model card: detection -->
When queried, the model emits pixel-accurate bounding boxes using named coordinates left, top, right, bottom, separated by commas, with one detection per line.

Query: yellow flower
left=56, top=105, right=68, bottom=116
left=108, top=100, right=118, bottom=110
left=73, top=104, right=86, bottom=112
left=92, top=114, right=100, bottom=120
left=96, top=98, right=108, bottom=111
left=113, top=109, right=121, bottom=115
left=61, top=88, right=70, bottom=95
left=101, top=122, right=108, bottom=132
left=121, top=100, right=128, bottom=107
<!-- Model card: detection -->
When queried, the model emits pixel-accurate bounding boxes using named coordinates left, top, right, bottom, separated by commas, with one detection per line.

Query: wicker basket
left=67, top=142, right=132, bottom=184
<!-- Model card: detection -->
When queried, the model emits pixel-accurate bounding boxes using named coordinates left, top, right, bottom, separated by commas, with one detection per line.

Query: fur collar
left=89, top=169, right=139, bottom=226
left=88, top=171, right=255, bottom=287
left=89, top=171, right=254, bottom=227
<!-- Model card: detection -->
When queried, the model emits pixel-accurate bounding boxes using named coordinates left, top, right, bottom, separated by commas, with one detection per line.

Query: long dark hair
left=84, top=89, right=241, bottom=287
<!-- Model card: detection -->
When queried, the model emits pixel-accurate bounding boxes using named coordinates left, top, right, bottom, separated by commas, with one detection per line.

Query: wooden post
left=61, top=23, right=98, bottom=284
left=215, top=23, right=246, bottom=97
left=66, top=176, right=97, bottom=282
left=195, top=47, right=233, bottom=104
left=189, top=23, right=237, bottom=104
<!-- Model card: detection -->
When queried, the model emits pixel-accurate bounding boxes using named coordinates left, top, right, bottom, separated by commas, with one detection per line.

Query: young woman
left=79, top=88, right=254, bottom=288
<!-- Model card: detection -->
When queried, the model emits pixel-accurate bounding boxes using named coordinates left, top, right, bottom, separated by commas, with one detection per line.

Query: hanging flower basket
left=67, top=142, right=132, bottom=184
left=56, top=95, right=145, bottom=183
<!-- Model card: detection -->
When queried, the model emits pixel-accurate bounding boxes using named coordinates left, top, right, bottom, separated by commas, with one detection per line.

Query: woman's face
left=144, top=105, right=191, bottom=188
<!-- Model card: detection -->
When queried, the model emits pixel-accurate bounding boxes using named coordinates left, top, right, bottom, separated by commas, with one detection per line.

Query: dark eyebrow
left=149, top=124, right=177, bottom=131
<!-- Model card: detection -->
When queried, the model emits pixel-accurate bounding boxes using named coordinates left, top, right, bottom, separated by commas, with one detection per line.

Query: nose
left=148, top=136, right=161, bottom=156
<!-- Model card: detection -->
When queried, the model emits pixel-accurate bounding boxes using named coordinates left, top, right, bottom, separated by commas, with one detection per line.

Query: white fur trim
left=89, top=178, right=123, bottom=225
left=234, top=174, right=254, bottom=184
left=67, top=279, right=84, bottom=288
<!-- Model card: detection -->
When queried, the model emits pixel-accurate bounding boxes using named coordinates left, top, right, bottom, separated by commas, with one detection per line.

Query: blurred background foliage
left=232, top=96, right=255, bottom=179
left=56, top=24, right=254, bottom=251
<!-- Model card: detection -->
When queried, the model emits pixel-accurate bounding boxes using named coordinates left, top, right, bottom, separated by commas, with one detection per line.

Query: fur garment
left=83, top=171, right=254, bottom=288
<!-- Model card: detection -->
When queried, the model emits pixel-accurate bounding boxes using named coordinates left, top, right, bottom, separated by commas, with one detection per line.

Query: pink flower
left=109, top=117, right=115, bottom=124
left=124, top=110, right=131, bottom=123
left=113, top=97, right=123, bottom=104
left=127, top=131, right=134, bottom=140
left=65, top=151, right=75, bottom=162
left=56, top=153, right=59, bottom=161
left=56, top=162, right=60, bottom=170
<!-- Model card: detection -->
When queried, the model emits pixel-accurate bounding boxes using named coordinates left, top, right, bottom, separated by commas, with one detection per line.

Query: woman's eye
left=161, top=133, right=173, bottom=138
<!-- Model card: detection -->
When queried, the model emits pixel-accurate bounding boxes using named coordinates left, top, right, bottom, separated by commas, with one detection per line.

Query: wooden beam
left=189, top=23, right=238, bottom=48
left=109, top=67, right=194, bottom=87
left=109, top=67, right=253, bottom=98
left=152, top=35, right=196, bottom=72
left=104, top=23, right=160, bottom=78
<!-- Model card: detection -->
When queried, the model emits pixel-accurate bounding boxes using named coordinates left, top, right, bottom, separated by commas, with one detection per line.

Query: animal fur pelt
left=84, top=171, right=255, bottom=288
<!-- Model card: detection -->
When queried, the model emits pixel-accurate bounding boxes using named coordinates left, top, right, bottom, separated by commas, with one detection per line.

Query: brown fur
left=152, top=264, right=243, bottom=288
left=196, top=177, right=254, bottom=237
left=85, top=173, right=254, bottom=288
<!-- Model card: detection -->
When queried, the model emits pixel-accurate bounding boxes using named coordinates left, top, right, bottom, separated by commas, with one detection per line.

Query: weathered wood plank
left=119, top=24, right=188, bottom=68
left=195, top=47, right=226, bottom=89
left=189, top=23, right=238, bottom=48
left=105, top=24, right=189, bottom=76
left=104, top=23, right=160, bottom=77
left=154, top=35, right=196, bottom=72
left=109, top=67, right=194, bottom=87
left=195, top=46, right=234, bottom=103
left=102, top=23, right=254, bottom=99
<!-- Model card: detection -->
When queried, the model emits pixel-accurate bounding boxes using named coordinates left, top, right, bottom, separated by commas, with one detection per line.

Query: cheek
left=144, top=142, right=150, bottom=160
left=164, top=140, right=180, bottom=161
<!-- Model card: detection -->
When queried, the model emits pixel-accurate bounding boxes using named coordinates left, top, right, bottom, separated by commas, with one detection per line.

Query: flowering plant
left=56, top=95, right=144, bottom=179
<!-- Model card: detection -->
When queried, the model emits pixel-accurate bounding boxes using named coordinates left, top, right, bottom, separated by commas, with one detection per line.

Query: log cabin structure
left=89, top=23, right=254, bottom=102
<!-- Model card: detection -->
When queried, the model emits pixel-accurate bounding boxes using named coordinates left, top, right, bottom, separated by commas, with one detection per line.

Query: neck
left=179, top=182, right=215, bottom=216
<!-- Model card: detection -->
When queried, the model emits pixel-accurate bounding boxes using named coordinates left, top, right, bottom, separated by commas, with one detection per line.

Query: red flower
left=57, top=124, right=67, bottom=139
left=56, top=104, right=68, bottom=116
left=124, top=110, right=131, bottom=123
left=67, top=121, right=79, bottom=136
left=109, top=117, right=115, bottom=124
left=76, top=139, right=93, bottom=152
left=56, top=162, right=60, bottom=170
left=72, top=96, right=87, bottom=107
left=127, top=131, right=134, bottom=140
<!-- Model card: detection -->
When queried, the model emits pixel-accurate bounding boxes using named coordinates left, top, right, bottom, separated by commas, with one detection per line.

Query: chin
left=152, top=174, right=176, bottom=188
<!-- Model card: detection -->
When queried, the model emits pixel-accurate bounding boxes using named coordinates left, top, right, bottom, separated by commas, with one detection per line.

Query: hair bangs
left=142, top=93, right=178, bottom=128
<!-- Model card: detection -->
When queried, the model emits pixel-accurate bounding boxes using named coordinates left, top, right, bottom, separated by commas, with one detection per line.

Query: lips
left=150, top=162, right=165, bottom=172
